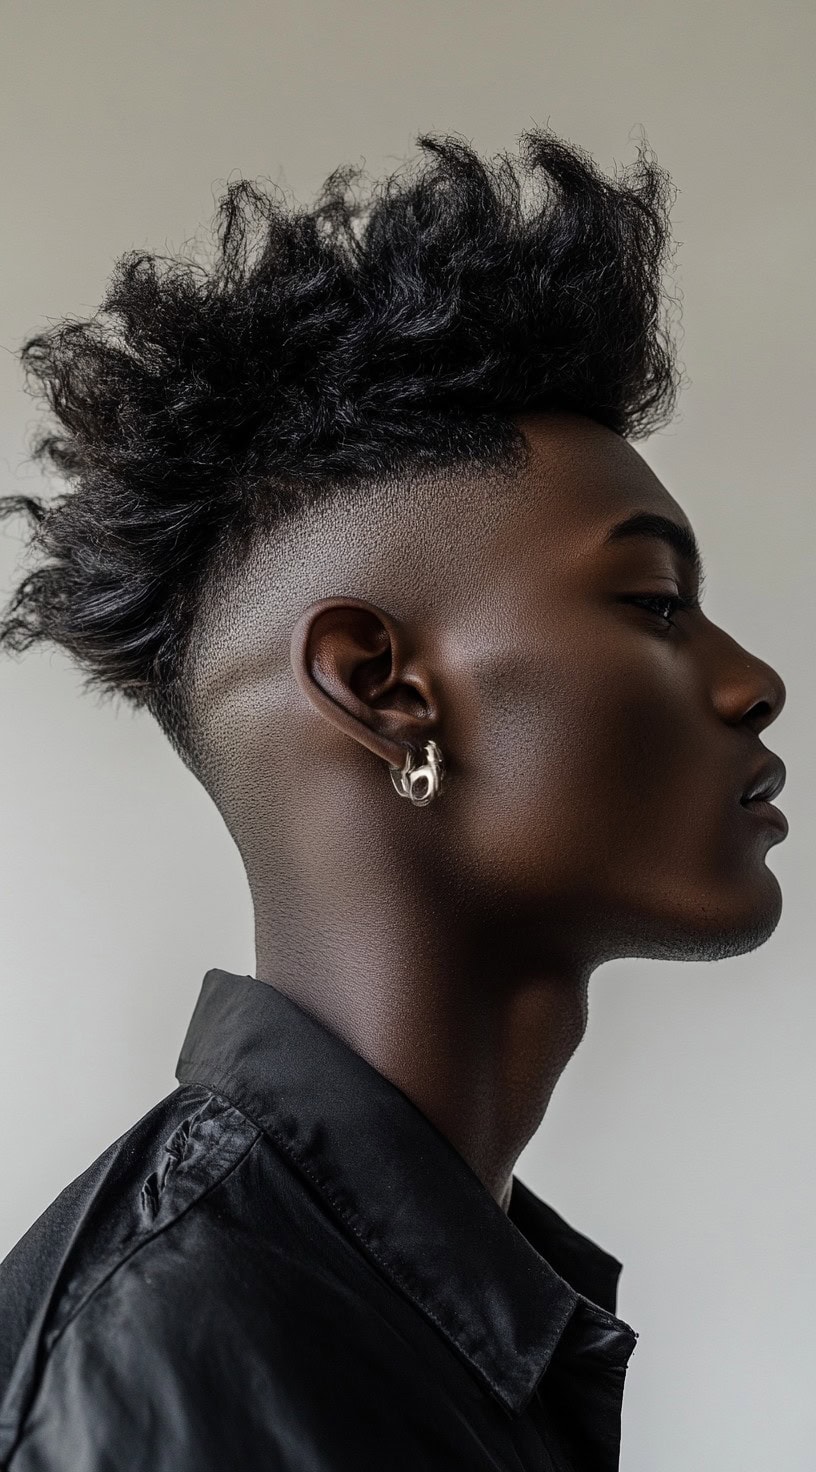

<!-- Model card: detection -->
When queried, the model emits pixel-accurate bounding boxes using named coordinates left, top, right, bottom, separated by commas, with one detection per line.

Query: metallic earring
left=388, top=739, right=445, bottom=807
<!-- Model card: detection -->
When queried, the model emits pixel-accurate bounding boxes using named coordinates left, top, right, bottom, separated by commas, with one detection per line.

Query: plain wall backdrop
left=1, top=3, right=813, bottom=1467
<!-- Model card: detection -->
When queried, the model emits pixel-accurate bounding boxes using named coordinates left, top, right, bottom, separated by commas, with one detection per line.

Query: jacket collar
left=176, top=968, right=637, bottom=1415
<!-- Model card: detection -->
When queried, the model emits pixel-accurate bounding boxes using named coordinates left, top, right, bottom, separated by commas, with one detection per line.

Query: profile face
left=451, top=412, right=788, bottom=966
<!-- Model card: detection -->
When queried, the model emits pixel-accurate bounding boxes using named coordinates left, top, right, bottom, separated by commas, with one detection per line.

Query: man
left=0, top=126, right=787, bottom=1470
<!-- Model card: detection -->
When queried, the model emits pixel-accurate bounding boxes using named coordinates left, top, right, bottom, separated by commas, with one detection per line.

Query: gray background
left=1, top=3, right=813, bottom=1467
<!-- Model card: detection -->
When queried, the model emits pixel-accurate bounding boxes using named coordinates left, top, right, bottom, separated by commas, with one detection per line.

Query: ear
left=289, top=598, right=440, bottom=771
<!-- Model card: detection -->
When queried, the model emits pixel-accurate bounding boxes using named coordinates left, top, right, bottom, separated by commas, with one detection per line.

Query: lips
left=740, top=796, right=789, bottom=838
left=739, top=753, right=788, bottom=838
left=740, top=753, right=786, bottom=807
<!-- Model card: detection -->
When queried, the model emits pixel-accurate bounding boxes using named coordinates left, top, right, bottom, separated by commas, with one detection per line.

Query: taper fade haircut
left=0, top=127, right=681, bottom=774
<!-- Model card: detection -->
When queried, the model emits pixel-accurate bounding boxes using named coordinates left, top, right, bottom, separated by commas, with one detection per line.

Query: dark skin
left=235, top=411, right=788, bottom=1214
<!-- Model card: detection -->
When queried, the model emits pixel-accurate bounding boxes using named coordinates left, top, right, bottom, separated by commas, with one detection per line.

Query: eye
left=620, top=593, right=699, bottom=629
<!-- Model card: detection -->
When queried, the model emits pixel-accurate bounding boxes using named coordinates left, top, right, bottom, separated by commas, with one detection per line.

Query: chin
left=620, top=865, right=784, bottom=963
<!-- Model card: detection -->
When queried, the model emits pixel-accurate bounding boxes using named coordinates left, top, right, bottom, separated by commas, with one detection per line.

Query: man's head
left=0, top=126, right=786, bottom=974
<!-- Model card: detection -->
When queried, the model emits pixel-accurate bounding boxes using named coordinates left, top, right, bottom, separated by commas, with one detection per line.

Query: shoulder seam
left=47, top=1103, right=261, bottom=1357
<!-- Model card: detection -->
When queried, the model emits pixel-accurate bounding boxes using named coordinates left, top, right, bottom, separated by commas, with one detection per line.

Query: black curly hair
left=0, top=126, right=681, bottom=776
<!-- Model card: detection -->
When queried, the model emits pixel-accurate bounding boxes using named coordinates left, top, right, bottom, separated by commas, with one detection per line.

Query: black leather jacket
left=0, top=969, right=638, bottom=1470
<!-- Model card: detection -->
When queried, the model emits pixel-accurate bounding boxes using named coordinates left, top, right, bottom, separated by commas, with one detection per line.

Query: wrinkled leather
left=0, top=969, right=638, bottom=1470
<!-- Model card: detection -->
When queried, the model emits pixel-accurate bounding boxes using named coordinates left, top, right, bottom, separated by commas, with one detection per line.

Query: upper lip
left=740, top=753, right=786, bottom=805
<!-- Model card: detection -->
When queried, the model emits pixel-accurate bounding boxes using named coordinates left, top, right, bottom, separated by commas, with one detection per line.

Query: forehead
left=507, top=412, right=691, bottom=562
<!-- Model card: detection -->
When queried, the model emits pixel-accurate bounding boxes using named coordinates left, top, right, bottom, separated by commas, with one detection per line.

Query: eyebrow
left=603, top=511, right=706, bottom=586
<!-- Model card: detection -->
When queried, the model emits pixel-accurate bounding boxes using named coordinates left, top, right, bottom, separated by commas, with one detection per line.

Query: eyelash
left=622, top=593, right=700, bottom=628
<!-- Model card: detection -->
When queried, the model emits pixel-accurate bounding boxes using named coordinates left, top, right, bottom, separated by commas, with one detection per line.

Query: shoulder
left=0, top=1087, right=262, bottom=1467
left=3, top=1201, right=465, bottom=1472
left=0, top=1125, right=411, bottom=1472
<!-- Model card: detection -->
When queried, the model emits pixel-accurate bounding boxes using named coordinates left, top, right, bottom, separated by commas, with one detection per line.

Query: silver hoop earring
left=388, top=739, right=445, bottom=807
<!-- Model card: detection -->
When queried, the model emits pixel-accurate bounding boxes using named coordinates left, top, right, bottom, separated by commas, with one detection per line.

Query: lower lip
left=740, top=798, right=789, bottom=837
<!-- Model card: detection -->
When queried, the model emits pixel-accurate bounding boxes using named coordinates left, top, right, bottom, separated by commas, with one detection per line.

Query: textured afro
left=0, top=126, right=681, bottom=773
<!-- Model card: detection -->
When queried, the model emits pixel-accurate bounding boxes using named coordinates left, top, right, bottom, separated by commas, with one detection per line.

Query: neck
left=253, top=862, right=592, bottom=1211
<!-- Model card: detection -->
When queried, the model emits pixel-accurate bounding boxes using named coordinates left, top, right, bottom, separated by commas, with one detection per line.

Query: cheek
left=582, top=676, right=704, bottom=838
left=461, top=639, right=707, bottom=898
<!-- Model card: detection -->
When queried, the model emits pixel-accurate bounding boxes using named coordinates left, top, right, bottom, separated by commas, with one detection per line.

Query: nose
left=710, top=629, right=787, bottom=734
